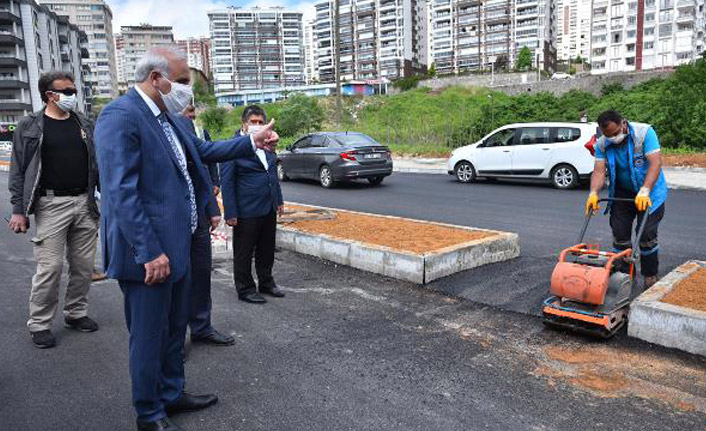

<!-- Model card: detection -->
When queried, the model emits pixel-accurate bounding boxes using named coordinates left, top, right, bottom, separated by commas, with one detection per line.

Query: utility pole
left=334, top=0, right=342, bottom=127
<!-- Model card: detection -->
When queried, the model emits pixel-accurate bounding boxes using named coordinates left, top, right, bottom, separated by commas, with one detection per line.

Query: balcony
left=0, top=54, right=25, bottom=66
left=677, top=12, right=695, bottom=22
left=0, top=33, right=22, bottom=46
left=0, top=76, right=29, bottom=89
left=0, top=10, right=22, bottom=25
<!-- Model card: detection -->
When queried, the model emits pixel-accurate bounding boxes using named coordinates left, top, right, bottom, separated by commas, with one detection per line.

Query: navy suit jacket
left=95, top=88, right=254, bottom=282
left=220, top=130, right=283, bottom=220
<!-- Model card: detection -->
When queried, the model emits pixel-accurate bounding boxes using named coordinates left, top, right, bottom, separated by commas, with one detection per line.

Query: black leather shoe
left=239, top=292, right=267, bottom=304
left=136, top=417, right=182, bottom=431
left=192, top=330, right=235, bottom=346
left=64, top=316, right=99, bottom=332
left=165, top=392, right=218, bottom=416
left=30, top=330, right=56, bottom=349
left=261, top=286, right=285, bottom=298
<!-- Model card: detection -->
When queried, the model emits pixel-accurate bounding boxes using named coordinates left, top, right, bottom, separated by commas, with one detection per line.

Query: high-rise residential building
left=556, top=0, right=592, bottom=61
left=207, top=7, right=306, bottom=94
left=303, top=18, right=319, bottom=83
left=176, top=37, right=211, bottom=77
left=590, top=0, right=705, bottom=73
left=431, top=0, right=557, bottom=75
left=313, top=0, right=429, bottom=83
left=1, top=0, right=88, bottom=122
left=40, top=0, right=118, bottom=99
left=115, top=24, right=174, bottom=89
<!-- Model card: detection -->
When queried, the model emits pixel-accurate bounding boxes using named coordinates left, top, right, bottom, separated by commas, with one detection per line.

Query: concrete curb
left=214, top=202, right=520, bottom=284
left=628, top=260, right=706, bottom=357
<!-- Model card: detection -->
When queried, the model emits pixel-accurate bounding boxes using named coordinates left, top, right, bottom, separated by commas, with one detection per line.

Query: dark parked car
left=277, top=132, right=393, bottom=188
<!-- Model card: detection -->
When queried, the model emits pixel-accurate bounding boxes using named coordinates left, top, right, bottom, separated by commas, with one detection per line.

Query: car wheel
left=454, top=161, right=476, bottom=183
left=319, top=165, right=335, bottom=188
left=367, top=176, right=384, bottom=186
left=551, top=164, right=579, bottom=189
left=277, top=162, right=289, bottom=181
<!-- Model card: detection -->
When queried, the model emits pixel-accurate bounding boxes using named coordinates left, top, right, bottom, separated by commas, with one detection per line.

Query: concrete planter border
left=274, top=202, right=520, bottom=284
left=628, top=260, right=706, bottom=357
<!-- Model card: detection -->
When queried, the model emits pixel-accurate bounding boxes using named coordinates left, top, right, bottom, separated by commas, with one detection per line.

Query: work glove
left=635, top=187, right=652, bottom=212
left=585, top=192, right=599, bottom=215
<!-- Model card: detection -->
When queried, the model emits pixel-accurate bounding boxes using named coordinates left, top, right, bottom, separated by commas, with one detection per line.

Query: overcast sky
left=107, top=0, right=318, bottom=39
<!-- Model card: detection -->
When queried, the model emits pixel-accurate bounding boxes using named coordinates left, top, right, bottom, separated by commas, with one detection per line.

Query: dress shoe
left=65, top=316, right=99, bottom=332
left=192, top=330, right=235, bottom=346
left=30, top=330, right=56, bottom=349
left=239, top=292, right=267, bottom=304
left=136, top=417, right=181, bottom=431
left=261, top=286, right=285, bottom=298
left=91, top=271, right=108, bottom=282
left=165, top=392, right=218, bottom=415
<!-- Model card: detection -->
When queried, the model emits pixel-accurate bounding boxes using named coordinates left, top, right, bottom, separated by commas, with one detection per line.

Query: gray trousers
left=28, top=193, right=98, bottom=332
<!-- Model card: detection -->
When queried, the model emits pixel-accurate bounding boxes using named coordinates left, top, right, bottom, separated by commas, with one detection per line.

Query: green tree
left=428, top=63, right=437, bottom=78
left=91, top=97, right=112, bottom=119
left=393, top=75, right=421, bottom=92
left=277, top=93, right=325, bottom=137
left=199, top=106, right=227, bottom=135
left=516, top=46, right=533, bottom=71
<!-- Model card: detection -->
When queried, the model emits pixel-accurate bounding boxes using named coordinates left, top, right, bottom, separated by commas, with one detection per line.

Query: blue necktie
left=158, top=113, right=197, bottom=233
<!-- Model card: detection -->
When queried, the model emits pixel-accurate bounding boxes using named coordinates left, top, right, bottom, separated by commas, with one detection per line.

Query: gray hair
left=134, top=46, right=188, bottom=83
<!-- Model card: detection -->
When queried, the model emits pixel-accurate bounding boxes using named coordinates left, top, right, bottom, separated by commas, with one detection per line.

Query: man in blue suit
left=94, top=47, right=278, bottom=431
left=221, top=106, right=284, bottom=304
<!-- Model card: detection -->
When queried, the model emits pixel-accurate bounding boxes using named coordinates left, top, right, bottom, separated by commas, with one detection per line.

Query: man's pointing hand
left=252, top=119, right=279, bottom=152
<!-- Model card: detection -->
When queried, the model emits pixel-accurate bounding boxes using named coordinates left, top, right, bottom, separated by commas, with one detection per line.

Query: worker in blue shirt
left=585, top=110, right=668, bottom=290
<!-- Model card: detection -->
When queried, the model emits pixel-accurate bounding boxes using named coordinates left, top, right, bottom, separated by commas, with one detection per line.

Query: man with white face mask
left=94, top=47, right=279, bottom=431
left=586, top=110, right=668, bottom=290
left=8, top=71, right=100, bottom=349
left=221, top=105, right=285, bottom=304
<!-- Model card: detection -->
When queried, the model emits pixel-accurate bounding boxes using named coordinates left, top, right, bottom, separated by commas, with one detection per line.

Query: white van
left=447, top=122, right=598, bottom=189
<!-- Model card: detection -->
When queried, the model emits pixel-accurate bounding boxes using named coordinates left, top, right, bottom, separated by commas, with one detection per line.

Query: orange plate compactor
left=543, top=198, right=649, bottom=338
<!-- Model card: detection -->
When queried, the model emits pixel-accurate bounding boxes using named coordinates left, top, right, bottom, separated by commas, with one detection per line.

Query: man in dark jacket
left=221, top=105, right=284, bottom=304
left=7, top=71, right=100, bottom=349
left=178, top=107, right=235, bottom=346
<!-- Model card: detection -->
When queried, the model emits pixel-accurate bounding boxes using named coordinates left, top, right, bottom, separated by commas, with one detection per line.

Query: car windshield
left=332, top=133, right=379, bottom=147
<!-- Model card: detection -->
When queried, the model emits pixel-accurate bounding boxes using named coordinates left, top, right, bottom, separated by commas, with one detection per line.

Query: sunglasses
left=48, top=88, right=77, bottom=96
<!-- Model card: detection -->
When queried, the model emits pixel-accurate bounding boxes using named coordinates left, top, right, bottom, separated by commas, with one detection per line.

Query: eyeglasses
left=48, top=88, right=77, bottom=96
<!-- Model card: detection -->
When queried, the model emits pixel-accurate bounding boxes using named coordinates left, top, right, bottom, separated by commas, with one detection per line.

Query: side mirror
left=478, top=141, right=487, bottom=148
left=286, top=145, right=293, bottom=152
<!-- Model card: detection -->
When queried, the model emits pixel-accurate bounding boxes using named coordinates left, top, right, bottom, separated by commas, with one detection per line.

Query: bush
left=277, top=93, right=325, bottom=137
left=393, top=75, right=422, bottom=92
left=199, top=107, right=227, bottom=135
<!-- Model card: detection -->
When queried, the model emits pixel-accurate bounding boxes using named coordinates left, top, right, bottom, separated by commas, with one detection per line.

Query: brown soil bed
left=282, top=204, right=495, bottom=254
left=660, top=267, right=706, bottom=312
left=663, top=153, right=706, bottom=168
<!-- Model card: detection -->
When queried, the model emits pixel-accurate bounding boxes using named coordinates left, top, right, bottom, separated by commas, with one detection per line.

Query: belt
left=39, top=188, right=87, bottom=197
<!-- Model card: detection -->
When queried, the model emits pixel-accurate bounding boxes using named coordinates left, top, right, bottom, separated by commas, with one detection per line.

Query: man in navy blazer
left=176, top=111, right=235, bottom=347
left=94, top=47, right=278, bottom=431
left=221, top=105, right=284, bottom=304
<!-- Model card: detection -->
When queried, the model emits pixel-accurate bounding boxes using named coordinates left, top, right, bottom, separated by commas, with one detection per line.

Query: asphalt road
left=1, top=171, right=705, bottom=431
left=280, top=173, right=706, bottom=315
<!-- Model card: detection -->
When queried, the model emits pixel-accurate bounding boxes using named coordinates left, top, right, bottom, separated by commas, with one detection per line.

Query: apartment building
left=431, top=0, right=556, bottom=75
left=556, top=0, right=592, bottom=61
left=313, top=0, right=429, bottom=83
left=590, top=0, right=705, bottom=73
left=115, top=24, right=174, bottom=89
left=176, top=36, right=211, bottom=77
left=303, top=18, right=319, bottom=83
left=207, top=7, right=305, bottom=95
left=1, top=0, right=88, bottom=122
left=41, top=0, right=117, bottom=98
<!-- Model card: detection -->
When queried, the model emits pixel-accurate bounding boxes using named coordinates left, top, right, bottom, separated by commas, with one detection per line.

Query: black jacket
left=9, top=108, right=99, bottom=217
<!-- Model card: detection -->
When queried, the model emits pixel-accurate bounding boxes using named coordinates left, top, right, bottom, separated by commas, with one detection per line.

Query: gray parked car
left=276, top=132, right=393, bottom=188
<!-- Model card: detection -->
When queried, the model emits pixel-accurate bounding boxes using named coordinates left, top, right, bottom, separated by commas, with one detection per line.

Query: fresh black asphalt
left=280, top=173, right=706, bottom=315
left=1, top=171, right=704, bottom=431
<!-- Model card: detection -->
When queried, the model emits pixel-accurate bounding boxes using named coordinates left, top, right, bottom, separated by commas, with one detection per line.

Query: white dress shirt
left=255, top=148, right=268, bottom=170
